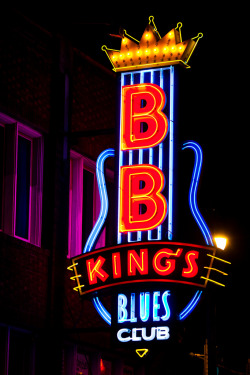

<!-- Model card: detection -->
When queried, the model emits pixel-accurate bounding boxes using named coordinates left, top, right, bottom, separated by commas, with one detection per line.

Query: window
left=15, top=135, right=32, bottom=239
left=0, top=112, right=44, bottom=246
left=68, top=150, right=114, bottom=258
left=0, top=325, right=35, bottom=375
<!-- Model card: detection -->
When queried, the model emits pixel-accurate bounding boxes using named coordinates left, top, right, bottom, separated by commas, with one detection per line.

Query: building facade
left=0, top=11, right=144, bottom=375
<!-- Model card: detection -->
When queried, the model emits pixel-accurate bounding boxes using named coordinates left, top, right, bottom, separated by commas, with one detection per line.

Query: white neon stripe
left=139, top=149, right=143, bottom=164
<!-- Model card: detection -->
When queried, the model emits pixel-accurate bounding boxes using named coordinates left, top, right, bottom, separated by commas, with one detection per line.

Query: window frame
left=0, top=112, right=44, bottom=247
left=68, top=150, right=114, bottom=258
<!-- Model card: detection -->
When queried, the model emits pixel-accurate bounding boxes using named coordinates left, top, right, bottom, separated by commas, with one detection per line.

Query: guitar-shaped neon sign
left=69, top=17, right=230, bottom=333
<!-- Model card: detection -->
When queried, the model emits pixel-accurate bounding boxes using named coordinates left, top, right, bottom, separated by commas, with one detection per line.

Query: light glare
left=214, top=237, right=227, bottom=250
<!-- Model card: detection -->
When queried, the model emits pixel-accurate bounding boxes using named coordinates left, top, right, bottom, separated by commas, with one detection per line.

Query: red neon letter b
left=119, top=165, right=167, bottom=232
left=121, top=83, right=168, bottom=150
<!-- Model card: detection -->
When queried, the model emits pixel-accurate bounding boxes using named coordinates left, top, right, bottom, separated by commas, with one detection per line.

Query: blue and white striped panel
left=117, top=67, right=175, bottom=244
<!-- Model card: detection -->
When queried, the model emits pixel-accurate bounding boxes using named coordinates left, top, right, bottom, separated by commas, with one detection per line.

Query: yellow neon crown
left=102, top=16, right=203, bottom=72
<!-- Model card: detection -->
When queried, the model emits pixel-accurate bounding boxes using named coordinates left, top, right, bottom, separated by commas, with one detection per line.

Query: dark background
left=2, top=2, right=249, bottom=372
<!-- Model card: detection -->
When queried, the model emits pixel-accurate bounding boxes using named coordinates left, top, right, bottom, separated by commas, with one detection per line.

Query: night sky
left=3, top=2, right=249, bottom=372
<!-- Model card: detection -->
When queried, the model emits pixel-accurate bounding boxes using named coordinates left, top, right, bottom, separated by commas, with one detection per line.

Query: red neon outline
left=182, top=251, right=199, bottom=278
left=86, top=256, right=109, bottom=285
left=112, top=252, right=122, bottom=278
left=77, top=278, right=206, bottom=296
left=153, top=248, right=182, bottom=276
left=128, top=249, right=148, bottom=276
left=71, top=242, right=216, bottom=296
left=119, top=165, right=167, bottom=232
left=121, top=83, right=168, bottom=150
left=71, top=242, right=216, bottom=261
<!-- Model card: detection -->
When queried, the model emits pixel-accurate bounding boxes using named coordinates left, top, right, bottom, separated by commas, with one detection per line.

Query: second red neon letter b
left=119, top=165, right=167, bottom=232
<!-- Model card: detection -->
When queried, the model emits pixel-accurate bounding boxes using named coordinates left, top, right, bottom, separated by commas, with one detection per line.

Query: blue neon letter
left=153, top=291, right=161, bottom=321
left=140, top=292, right=150, bottom=322
left=161, top=291, right=171, bottom=321
left=118, top=294, right=128, bottom=323
left=130, top=293, right=137, bottom=323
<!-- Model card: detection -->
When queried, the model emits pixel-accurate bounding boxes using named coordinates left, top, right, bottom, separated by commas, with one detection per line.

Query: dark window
left=82, top=169, right=94, bottom=246
left=0, top=326, right=34, bottom=375
left=15, top=136, right=31, bottom=239
left=8, top=330, right=34, bottom=375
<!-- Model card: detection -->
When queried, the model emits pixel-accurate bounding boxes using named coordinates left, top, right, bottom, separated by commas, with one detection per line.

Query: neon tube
left=182, top=142, right=213, bottom=246
left=179, top=290, right=203, bottom=320
left=178, top=142, right=213, bottom=320
left=82, top=148, right=114, bottom=325
left=92, top=296, right=111, bottom=325
left=83, top=148, right=115, bottom=254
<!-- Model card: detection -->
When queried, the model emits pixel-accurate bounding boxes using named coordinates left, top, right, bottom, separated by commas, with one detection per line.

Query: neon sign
left=117, top=291, right=171, bottom=323
left=116, top=290, right=171, bottom=343
left=69, top=242, right=218, bottom=295
left=68, top=16, right=230, bottom=351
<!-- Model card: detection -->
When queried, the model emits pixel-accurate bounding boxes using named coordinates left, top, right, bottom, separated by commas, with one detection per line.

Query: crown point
left=176, top=22, right=183, bottom=30
left=193, top=32, right=203, bottom=41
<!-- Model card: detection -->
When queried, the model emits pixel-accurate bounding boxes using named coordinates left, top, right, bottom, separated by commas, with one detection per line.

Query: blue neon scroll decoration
left=178, top=141, right=214, bottom=321
left=179, top=290, right=203, bottom=320
left=83, top=148, right=115, bottom=254
left=182, top=142, right=214, bottom=247
left=83, top=148, right=114, bottom=325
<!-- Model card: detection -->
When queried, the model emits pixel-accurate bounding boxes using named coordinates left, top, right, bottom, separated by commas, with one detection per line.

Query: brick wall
left=0, top=11, right=116, bottom=341
left=71, top=49, right=116, bottom=160
left=0, top=233, right=49, bottom=329
left=0, top=14, right=53, bottom=132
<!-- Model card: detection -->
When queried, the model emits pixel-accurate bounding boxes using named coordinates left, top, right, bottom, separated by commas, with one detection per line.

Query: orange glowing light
left=102, top=17, right=203, bottom=72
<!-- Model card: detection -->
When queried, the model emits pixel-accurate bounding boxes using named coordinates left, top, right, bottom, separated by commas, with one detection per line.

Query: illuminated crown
left=102, top=16, right=203, bottom=72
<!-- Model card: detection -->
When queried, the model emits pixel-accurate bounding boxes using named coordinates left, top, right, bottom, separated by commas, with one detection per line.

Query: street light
left=214, top=236, right=227, bottom=250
